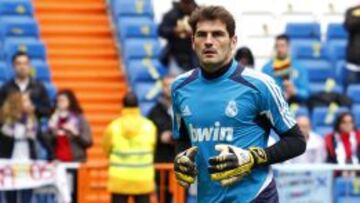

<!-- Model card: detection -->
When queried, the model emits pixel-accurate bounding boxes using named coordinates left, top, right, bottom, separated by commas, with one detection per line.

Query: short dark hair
left=276, top=34, right=290, bottom=43
left=234, top=47, right=255, bottom=66
left=123, top=92, right=138, bottom=107
left=56, top=89, right=83, bottom=114
left=333, top=112, right=355, bottom=132
left=12, top=51, right=30, bottom=64
left=189, top=6, right=236, bottom=37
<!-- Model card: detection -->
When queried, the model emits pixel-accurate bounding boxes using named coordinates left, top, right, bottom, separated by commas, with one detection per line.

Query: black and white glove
left=174, top=146, right=198, bottom=188
left=208, top=144, right=268, bottom=186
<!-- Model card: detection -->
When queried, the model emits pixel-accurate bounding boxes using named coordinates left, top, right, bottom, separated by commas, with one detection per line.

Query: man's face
left=162, top=76, right=174, bottom=99
left=13, top=55, right=31, bottom=79
left=297, top=116, right=311, bottom=140
left=192, top=19, right=237, bottom=71
left=275, top=39, right=289, bottom=59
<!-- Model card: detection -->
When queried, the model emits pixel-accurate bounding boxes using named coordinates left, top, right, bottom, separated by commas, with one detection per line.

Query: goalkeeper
left=171, top=5, right=306, bottom=203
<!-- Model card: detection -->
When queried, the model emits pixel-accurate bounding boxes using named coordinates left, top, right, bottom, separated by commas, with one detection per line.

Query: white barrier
left=0, top=160, right=80, bottom=203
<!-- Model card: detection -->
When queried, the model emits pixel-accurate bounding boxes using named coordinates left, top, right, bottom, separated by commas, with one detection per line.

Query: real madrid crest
left=225, top=100, right=238, bottom=118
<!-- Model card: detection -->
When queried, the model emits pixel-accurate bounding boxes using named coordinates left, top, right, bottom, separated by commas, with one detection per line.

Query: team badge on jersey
left=225, top=100, right=238, bottom=118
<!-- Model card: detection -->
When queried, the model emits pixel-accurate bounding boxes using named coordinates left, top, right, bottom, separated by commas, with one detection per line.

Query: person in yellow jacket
left=102, top=92, right=157, bottom=203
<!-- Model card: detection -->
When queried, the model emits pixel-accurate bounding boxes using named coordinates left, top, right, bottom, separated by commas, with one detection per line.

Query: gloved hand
left=174, top=146, right=198, bottom=187
left=208, top=144, right=267, bottom=186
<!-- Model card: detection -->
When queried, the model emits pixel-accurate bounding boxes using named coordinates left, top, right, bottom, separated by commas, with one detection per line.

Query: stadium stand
left=111, top=0, right=166, bottom=115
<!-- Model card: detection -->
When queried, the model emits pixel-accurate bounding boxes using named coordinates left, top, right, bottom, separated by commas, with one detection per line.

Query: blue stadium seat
left=292, top=106, right=309, bottom=117
left=134, top=81, right=162, bottom=102
left=292, top=42, right=329, bottom=60
left=112, top=0, right=153, bottom=20
left=327, top=23, right=348, bottom=41
left=334, top=177, right=360, bottom=203
left=335, top=60, right=346, bottom=84
left=314, top=126, right=332, bottom=137
left=139, top=101, right=156, bottom=116
left=118, top=18, right=158, bottom=39
left=347, top=84, right=360, bottom=104
left=33, top=64, right=51, bottom=82
left=44, top=82, right=57, bottom=101
left=352, top=105, right=360, bottom=127
left=311, top=106, right=349, bottom=127
left=127, top=59, right=167, bottom=83
left=285, top=23, right=321, bottom=40
left=0, top=0, right=33, bottom=17
left=298, top=60, right=334, bottom=82
left=123, top=39, right=161, bottom=62
left=309, top=82, right=343, bottom=95
left=4, top=39, right=46, bottom=63
left=326, top=40, right=347, bottom=64
left=0, top=17, right=39, bottom=39
left=0, top=62, right=9, bottom=81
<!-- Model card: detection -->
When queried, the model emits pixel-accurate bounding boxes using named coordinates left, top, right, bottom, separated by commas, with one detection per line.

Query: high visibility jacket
left=102, top=108, right=157, bottom=194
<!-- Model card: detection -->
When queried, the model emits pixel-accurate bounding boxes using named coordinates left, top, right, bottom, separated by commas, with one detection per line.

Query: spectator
left=0, top=51, right=51, bottom=119
left=234, top=47, right=255, bottom=68
left=344, top=5, right=360, bottom=86
left=0, top=92, right=38, bottom=203
left=47, top=90, right=92, bottom=162
left=102, top=92, right=156, bottom=203
left=148, top=75, right=175, bottom=203
left=262, top=34, right=309, bottom=104
left=158, top=0, right=198, bottom=74
left=288, top=116, right=326, bottom=163
left=325, top=112, right=360, bottom=164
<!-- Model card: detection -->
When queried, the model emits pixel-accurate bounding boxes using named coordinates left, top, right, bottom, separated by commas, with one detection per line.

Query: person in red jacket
left=325, top=112, right=360, bottom=164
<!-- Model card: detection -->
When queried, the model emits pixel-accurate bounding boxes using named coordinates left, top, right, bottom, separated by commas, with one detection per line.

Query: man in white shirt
left=288, top=116, right=326, bottom=164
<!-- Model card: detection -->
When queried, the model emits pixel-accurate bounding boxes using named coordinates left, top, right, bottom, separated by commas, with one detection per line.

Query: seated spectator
left=0, top=51, right=51, bottom=119
left=325, top=112, right=360, bottom=164
left=262, top=34, right=309, bottom=104
left=287, top=116, right=325, bottom=163
left=234, top=47, right=255, bottom=68
left=102, top=92, right=156, bottom=203
left=47, top=90, right=92, bottom=162
left=344, top=5, right=360, bottom=86
left=158, top=0, right=198, bottom=74
left=0, top=92, right=38, bottom=203
left=148, top=75, right=175, bottom=203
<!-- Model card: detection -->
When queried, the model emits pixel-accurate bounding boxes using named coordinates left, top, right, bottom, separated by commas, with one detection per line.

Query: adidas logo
left=181, top=105, right=192, bottom=116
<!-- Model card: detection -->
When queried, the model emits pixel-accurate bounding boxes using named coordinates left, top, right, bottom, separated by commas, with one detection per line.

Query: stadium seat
left=334, top=177, right=360, bottom=203
left=4, top=39, right=46, bottom=63
left=311, top=106, right=349, bottom=127
left=0, top=0, right=33, bottom=17
left=326, top=40, right=347, bottom=64
left=352, top=105, right=360, bottom=127
left=241, top=14, right=278, bottom=37
left=44, top=82, right=57, bottom=101
left=33, top=64, right=51, bottom=82
left=309, top=82, right=343, bottom=95
left=335, top=60, right=346, bottom=84
left=346, top=84, right=360, bottom=104
left=123, top=39, right=161, bottom=62
left=112, top=0, right=154, bottom=20
left=0, top=17, right=39, bottom=39
left=285, top=23, right=321, bottom=40
left=280, top=0, right=315, bottom=14
left=314, top=126, right=332, bottom=137
left=0, top=62, right=9, bottom=81
left=292, top=106, right=309, bottom=117
left=134, top=81, right=162, bottom=102
left=127, top=59, right=167, bottom=83
left=292, top=42, right=329, bottom=60
left=118, top=17, right=158, bottom=39
left=298, top=60, right=334, bottom=82
left=139, top=101, right=156, bottom=116
left=327, top=23, right=348, bottom=41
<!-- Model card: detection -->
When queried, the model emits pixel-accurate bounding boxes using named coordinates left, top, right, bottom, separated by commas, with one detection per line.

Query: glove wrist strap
left=249, top=147, right=268, bottom=167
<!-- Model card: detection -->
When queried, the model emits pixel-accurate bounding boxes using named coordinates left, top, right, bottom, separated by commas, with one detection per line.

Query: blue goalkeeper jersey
left=171, top=61, right=296, bottom=203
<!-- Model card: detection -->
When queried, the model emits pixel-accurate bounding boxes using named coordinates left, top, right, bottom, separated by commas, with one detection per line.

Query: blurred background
left=0, top=0, right=359, bottom=203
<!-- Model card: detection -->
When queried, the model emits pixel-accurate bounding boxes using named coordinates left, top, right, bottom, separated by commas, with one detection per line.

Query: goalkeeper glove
left=174, top=146, right=198, bottom=188
left=208, top=144, right=267, bottom=186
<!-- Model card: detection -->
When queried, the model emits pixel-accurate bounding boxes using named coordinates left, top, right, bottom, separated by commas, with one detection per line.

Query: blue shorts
left=251, top=179, right=278, bottom=203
